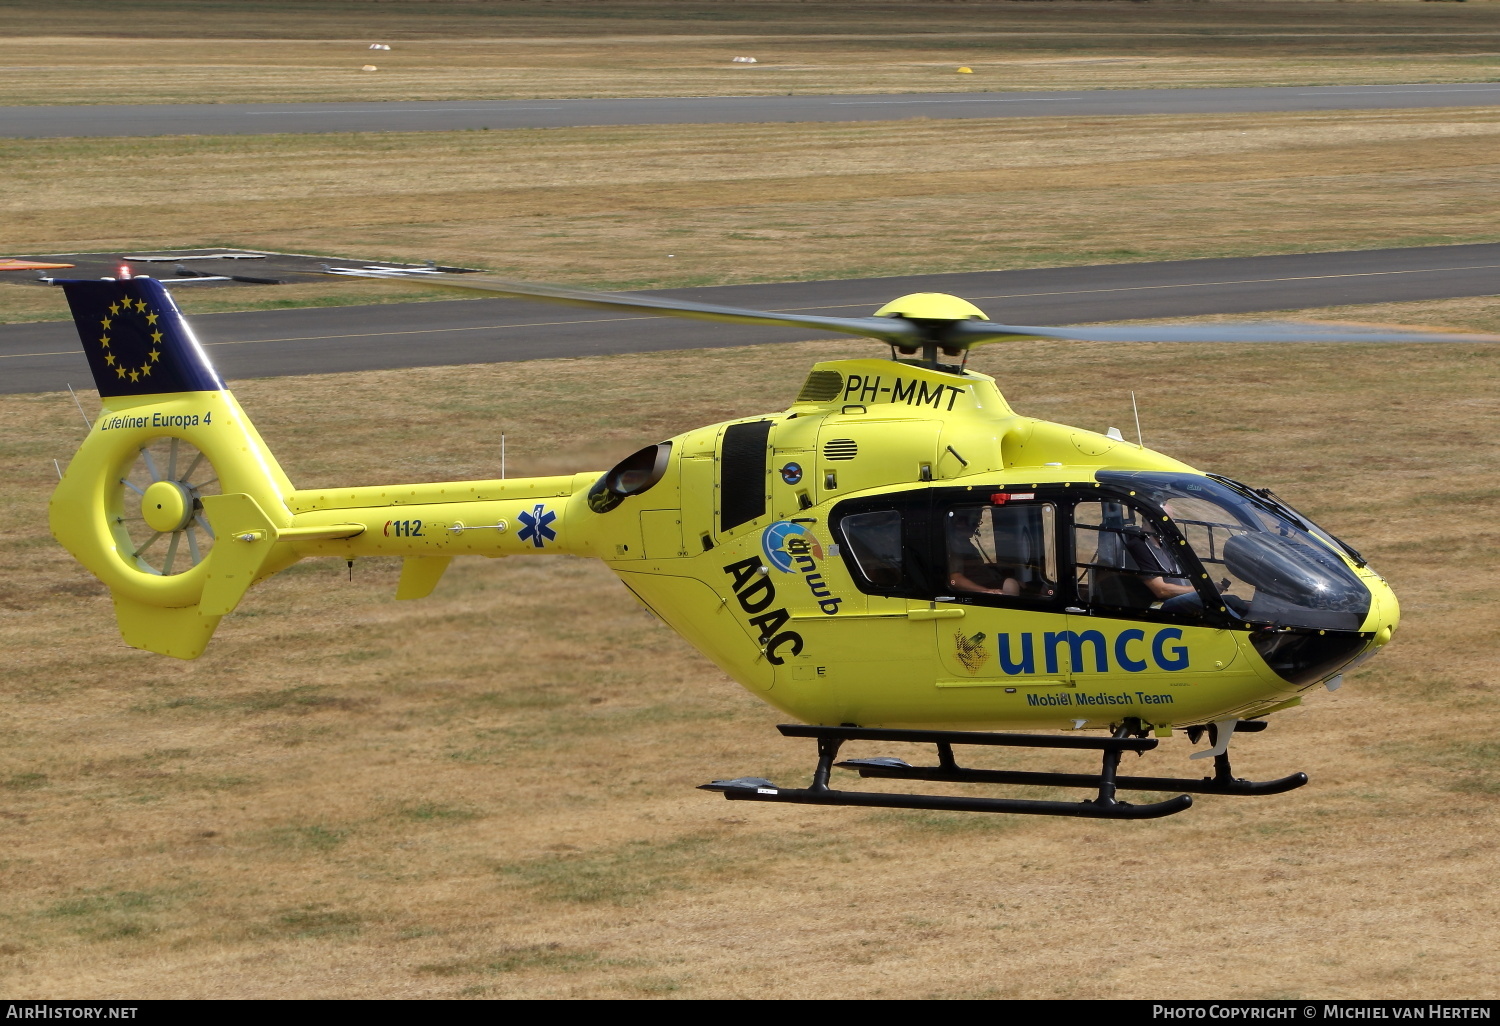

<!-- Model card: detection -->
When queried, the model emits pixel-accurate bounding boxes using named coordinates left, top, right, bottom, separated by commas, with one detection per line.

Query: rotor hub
left=873, top=293, right=988, bottom=323
left=142, top=479, right=194, bottom=533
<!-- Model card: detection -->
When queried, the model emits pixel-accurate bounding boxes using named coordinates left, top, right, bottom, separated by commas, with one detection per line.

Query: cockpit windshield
left=1097, top=471, right=1371, bottom=631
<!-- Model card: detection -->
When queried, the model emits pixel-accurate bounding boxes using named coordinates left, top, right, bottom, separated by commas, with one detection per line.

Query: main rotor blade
left=950, top=319, right=1500, bottom=346
left=327, top=267, right=1499, bottom=349
left=323, top=267, right=923, bottom=346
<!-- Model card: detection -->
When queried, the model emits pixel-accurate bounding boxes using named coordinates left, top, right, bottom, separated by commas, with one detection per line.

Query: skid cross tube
left=1096, top=724, right=1130, bottom=806
left=810, top=736, right=842, bottom=792
left=1180, top=718, right=1287, bottom=789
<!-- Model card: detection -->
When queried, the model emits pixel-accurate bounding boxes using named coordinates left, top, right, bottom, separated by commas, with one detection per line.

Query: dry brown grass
left=5, top=36, right=1500, bottom=108
left=5, top=106, right=1500, bottom=323
left=1, top=293, right=1497, bottom=998
left=3, top=1, right=1499, bottom=106
left=4, top=0, right=1497, bottom=999
left=14, top=0, right=1500, bottom=43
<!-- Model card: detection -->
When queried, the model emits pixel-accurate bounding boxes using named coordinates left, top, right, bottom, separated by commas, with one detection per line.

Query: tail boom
left=50, top=274, right=607, bottom=659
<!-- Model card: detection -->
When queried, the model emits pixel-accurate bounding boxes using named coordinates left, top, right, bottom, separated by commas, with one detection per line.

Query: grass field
left=5, top=38, right=1500, bottom=108
left=2, top=294, right=1498, bottom=997
left=2, top=1, right=1500, bottom=106
left=14, top=0, right=1500, bottom=41
left=5, top=106, right=1500, bottom=323
left=3, top=0, right=1499, bottom=1000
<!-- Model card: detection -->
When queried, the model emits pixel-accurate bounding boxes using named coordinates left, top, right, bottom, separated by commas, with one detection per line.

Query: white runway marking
left=243, top=106, right=564, bottom=115
left=829, top=97, right=1075, bottom=106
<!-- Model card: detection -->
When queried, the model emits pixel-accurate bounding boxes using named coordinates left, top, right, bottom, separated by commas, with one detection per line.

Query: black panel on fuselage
left=720, top=420, right=773, bottom=532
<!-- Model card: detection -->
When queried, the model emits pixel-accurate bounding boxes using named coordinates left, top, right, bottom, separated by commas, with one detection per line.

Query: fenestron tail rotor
left=116, top=437, right=220, bottom=576
left=324, top=267, right=1500, bottom=358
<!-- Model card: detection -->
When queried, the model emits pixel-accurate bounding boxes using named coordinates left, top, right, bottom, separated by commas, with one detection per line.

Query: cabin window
left=840, top=510, right=904, bottom=587
left=945, top=504, right=1056, bottom=600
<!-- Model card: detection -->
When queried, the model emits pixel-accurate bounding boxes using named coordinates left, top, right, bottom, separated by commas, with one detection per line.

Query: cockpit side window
left=945, top=504, right=1057, bottom=600
left=840, top=510, right=904, bottom=588
left=1096, top=471, right=1371, bottom=631
left=1074, top=501, right=1202, bottom=616
left=1156, top=493, right=1258, bottom=613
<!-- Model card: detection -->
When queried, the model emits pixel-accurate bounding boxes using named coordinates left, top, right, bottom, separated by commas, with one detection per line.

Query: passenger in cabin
left=947, top=508, right=1021, bottom=597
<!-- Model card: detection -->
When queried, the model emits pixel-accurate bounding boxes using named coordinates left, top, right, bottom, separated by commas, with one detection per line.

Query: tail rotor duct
left=116, top=436, right=220, bottom=577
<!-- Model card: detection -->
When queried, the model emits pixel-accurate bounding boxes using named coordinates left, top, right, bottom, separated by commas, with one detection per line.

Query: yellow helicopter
left=47, top=267, right=1493, bottom=820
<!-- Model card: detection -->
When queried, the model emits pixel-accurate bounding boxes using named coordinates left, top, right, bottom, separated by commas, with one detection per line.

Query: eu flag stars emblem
left=59, top=277, right=223, bottom=399
left=99, top=298, right=164, bottom=383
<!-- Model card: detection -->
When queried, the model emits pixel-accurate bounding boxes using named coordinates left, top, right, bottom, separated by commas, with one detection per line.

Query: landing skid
left=699, top=720, right=1307, bottom=820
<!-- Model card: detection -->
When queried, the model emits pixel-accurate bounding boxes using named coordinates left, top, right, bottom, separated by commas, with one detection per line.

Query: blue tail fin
left=58, top=276, right=224, bottom=397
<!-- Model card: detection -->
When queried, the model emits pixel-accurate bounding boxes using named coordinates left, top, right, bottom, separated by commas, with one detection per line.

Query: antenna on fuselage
left=1131, top=392, right=1144, bottom=448
left=66, top=383, right=92, bottom=431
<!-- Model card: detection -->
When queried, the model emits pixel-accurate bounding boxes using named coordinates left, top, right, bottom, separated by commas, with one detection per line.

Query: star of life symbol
left=515, top=503, right=558, bottom=548
left=97, top=297, right=165, bottom=383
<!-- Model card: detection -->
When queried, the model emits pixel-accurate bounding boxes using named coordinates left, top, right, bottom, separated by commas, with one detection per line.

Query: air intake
left=796, top=370, right=844, bottom=403
left=822, top=438, right=858, bottom=461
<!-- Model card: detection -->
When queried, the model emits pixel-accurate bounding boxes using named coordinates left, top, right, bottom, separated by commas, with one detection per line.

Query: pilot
left=1142, top=499, right=1247, bottom=617
left=1122, top=524, right=1199, bottom=611
left=1123, top=511, right=1246, bottom=617
left=947, top=508, right=1020, bottom=597
left=1149, top=575, right=1201, bottom=612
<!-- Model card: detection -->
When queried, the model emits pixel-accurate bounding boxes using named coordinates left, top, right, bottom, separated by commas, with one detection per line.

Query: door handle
left=908, top=607, right=965, bottom=621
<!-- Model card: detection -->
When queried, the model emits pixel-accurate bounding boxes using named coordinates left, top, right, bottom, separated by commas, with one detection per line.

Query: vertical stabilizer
left=59, top=276, right=224, bottom=398
left=50, top=276, right=298, bottom=659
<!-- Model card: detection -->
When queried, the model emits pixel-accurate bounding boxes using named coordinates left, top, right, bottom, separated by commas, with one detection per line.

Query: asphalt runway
left=5, top=243, right=1498, bottom=395
left=6, top=83, right=1500, bottom=138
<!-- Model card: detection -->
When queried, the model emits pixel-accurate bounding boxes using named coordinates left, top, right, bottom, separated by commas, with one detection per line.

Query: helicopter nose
left=1326, top=574, right=1401, bottom=687
left=1364, top=573, right=1400, bottom=650
left=1248, top=572, right=1399, bottom=688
